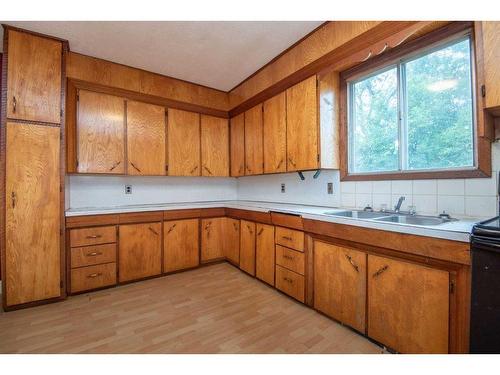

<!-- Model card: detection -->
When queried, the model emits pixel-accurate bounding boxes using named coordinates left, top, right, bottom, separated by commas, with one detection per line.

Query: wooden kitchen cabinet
left=230, top=113, right=245, bottom=177
left=5, top=122, right=61, bottom=306
left=167, top=108, right=200, bottom=176
left=163, top=219, right=199, bottom=273
left=118, top=222, right=162, bottom=282
left=77, top=90, right=125, bottom=174
left=263, top=92, right=287, bottom=174
left=201, top=218, right=225, bottom=262
left=224, top=218, right=240, bottom=265
left=314, top=242, right=367, bottom=333
left=126, top=100, right=166, bottom=175
left=286, top=75, right=318, bottom=171
left=256, top=224, right=275, bottom=286
left=244, top=104, right=263, bottom=175
left=201, top=115, right=229, bottom=176
left=367, top=254, right=450, bottom=353
left=480, top=22, right=500, bottom=111
left=6, top=30, right=62, bottom=124
left=239, top=220, right=256, bottom=275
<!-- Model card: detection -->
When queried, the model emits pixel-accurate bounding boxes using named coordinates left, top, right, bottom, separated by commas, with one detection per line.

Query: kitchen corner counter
left=65, top=200, right=479, bottom=243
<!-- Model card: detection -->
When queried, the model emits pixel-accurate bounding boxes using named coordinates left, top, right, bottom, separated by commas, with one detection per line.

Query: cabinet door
left=119, top=222, right=162, bottom=282
left=7, top=30, right=62, bottom=123
left=240, top=220, right=256, bottom=275
left=163, top=219, right=199, bottom=273
left=244, top=104, right=263, bottom=175
left=256, top=224, right=275, bottom=286
left=5, top=122, right=61, bottom=306
left=127, top=100, right=166, bottom=175
left=286, top=76, right=318, bottom=171
left=200, top=218, right=225, bottom=262
left=314, top=242, right=367, bottom=333
left=368, top=254, right=450, bottom=353
left=168, top=108, right=200, bottom=176
left=201, top=115, right=229, bottom=176
left=230, top=113, right=245, bottom=177
left=77, top=90, right=125, bottom=174
left=481, top=22, right=500, bottom=109
left=263, top=92, right=286, bottom=174
left=224, top=218, right=240, bottom=265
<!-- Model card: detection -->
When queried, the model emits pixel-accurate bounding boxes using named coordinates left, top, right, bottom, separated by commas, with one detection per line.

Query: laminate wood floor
left=0, top=263, right=384, bottom=354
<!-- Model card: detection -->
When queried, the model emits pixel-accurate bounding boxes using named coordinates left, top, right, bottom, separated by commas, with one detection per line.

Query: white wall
left=68, top=175, right=237, bottom=209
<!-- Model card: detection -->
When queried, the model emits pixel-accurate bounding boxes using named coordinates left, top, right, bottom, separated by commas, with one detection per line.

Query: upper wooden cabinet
left=263, top=92, right=287, bottom=174
left=240, top=220, right=256, bottom=276
left=230, top=113, right=245, bottom=177
left=201, top=115, right=229, bottom=177
left=127, top=101, right=166, bottom=175
left=77, top=90, right=125, bottom=174
left=255, top=223, right=275, bottom=286
left=5, top=122, right=61, bottom=306
left=244, top=104, right=264, bottom=175
left=367, top=254, right=450, bottom=353
left=163, top=219, right=199, bottom=273
left=286, top=75, right=318, bottom=171
left=7, top=30, right=62, bottom=124
left=167, top=108, right=201, bottom=176
left=480, top=22, right=500, bottom=112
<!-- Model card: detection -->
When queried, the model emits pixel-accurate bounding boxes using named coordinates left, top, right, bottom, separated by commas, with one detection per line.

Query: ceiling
left=0, top=21, right=323, bottom=91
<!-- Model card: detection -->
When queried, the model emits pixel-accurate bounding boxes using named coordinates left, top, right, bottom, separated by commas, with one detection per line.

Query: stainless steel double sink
left=323, top=210, right=455, bottom=226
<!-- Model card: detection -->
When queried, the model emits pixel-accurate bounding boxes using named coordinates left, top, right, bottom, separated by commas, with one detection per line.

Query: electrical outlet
left=281, top=183, right=286, bottom=193
left=125, top=185, right=132, bottom=194
left=327, top=182, right=333, bottom=194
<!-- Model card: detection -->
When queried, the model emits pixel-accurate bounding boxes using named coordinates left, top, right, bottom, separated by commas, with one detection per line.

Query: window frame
left=339, top=22, right=491, bottom=181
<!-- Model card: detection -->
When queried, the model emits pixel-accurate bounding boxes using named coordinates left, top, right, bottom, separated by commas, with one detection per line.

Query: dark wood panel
left=118, top=211, right=163, bottom=224
left=66, top=214, right=119, bottom=228
left=225, top=208, right=272, bottom=224
left=270, top=212, right=304, bottom=230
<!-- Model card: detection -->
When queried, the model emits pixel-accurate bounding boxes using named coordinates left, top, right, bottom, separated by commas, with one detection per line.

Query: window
left=347, top=35, right=475, bottom=176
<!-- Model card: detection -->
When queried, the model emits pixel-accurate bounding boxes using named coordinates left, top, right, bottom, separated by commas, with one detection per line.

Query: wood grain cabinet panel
left=367, top=254, right=450, bottom=353
left=77, top=90, right=125, bottom=174
left=224, top=218, right=240, bottom=265
left=230, top=113, right=245, bottom=177
left=118, top=222, right=162, bottom=282
left=256, top=224, right=275, bottom=286
left=70, top=263, right=116, bottom=293
left=126, top=100, right=166, bottom=175
left=239, top=220, right=256, bottom=276
left=286, top=75, right=318, bottom=171
left=70, top=243, right=117, bottom=268
left=163, top=219, right=199, bottom=273
left=201, top=218, right=225, bottom=262
left=314, top=242, right=367, bottom=333
left=275, top=227, right=304, bottom=252
left=481, top=22, right=500, bottom=110
left=167, top=108, right=200, bottom=176
left=70, top=225, right=117, bottom=247
left=5, top=122, right=61, bottom=306
left=275, top=265, right=305, bottom=303
left=201, top=115, right=229, bottom=176
left=7, top=30, right=62, bottom=123
left=275, top=245, right=305, bottom=275
left=263, top=92, right=287, bottom=173
left=244, top=104, right=263, bottom=175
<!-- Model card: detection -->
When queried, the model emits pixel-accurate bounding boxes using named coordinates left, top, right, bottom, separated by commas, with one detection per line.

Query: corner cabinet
left=163, top=219, right=200, bottom=273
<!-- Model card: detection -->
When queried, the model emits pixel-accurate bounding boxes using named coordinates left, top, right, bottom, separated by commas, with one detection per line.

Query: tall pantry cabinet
left=1, top=26, right=67, bottom=309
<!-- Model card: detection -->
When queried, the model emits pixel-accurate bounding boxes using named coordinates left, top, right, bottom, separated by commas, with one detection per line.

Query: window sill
left=340, top=168, right=491, bottom=181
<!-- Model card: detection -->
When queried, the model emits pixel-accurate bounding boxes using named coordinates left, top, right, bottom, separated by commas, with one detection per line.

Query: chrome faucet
left=394, top=196, right=405, bottom=213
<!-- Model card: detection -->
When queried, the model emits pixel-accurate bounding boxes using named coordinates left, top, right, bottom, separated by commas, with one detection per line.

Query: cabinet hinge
left=60, top=185, right=62, bottom=193
left=317, top=154, right=320, bottom=162
left=76, top=93, right=79, bottom=101
left=60, top=109, right=63, bottom=118
left=481, top=85, right=486, bottom=98
left=165, top=165, right=169, bottom=173
left=60, top=280, right=64, bottom=289
left=449, top=281, right=455, bottom=294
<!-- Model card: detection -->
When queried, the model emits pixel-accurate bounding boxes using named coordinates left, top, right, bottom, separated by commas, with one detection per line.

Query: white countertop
left=65, top=200, right=480, bottom=243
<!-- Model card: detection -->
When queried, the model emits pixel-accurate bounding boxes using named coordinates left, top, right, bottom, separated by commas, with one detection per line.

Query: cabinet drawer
left=70, top=226, right=116, bottom=247
left=275, top=265, right=305, bottom=303
left=70, top=263, right=116, bottom=293
left=276, top=245, right=305, bottom=275
left=275, top=227, right=304, bottom=252
left=70, top=243, right=117, bottom=268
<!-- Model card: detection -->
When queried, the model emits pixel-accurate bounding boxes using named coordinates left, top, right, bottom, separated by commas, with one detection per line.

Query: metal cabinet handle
left=12, top=96, right=17, bottom=113
left=288, top=158, right=296, bottom=167
left=283, top=277, right=293, bottom=284
left=344, top=254, right=359, bottom=272
left=86, top=235, right=102, bottom=239
left=257, top=228, right=264, bottom=236
left=86, top=252, right=103, bottom=257
left=283, top=254, right=294, bottom=260
left=109, top=161, right=121, bottom=171
left=87, top=273, right=102, bottom=278
left=372, top=265, right=389, bottom=278
left=190, top=165, right=198, bottom=174
left=282, top=236, right=293, bottom=241
left=148, top=227, right=159, bottom=235
left=276, top=159, right=283, bottom=170
left=232, top=222, right=238, bottom=231
left=11, top=191, right=16, bottom=208
left=238, top=166, right=243, bottom=174
left=167, top=223, right=177, bottom=234
left=130, top=162, right=141, bottom=173
left=203, top=165, right=212, bottom=175
left=246, top=225, right=253, bottom=234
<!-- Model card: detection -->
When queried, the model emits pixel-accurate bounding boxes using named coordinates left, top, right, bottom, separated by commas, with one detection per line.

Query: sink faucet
left=394, top=196, right=405, bottom=213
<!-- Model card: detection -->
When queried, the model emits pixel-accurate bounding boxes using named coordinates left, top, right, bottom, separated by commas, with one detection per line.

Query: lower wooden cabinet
left=201, top=217, right=226, bottom=262
left=118, top=222, right=162, bottom=282
left=313, top=241, right=367, bottom=333
left=367, top=254, right=450, bottom=354
left=256, top=223, right=275, bottom=286
left=275, top=265, right=305, bottom=303
left=224, top=218, right=240, bottom=265
left=71, top=263, right=117, bottom=293
left=163, top=219, right=199, bottom=273
left=239, top=220, right=256, bottom=275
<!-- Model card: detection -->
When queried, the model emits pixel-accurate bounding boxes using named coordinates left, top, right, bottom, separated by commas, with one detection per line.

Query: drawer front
left=70, top=226, right=116, bottom=247
left=275, top=227, right=304, bottom=252
left=70, top=243, right=117, bottom=268
left=276, top=245, right=305, bottom=275
left=70, top=263, right=116, bottom=293
left=275, top=265, right=305, bottom=303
